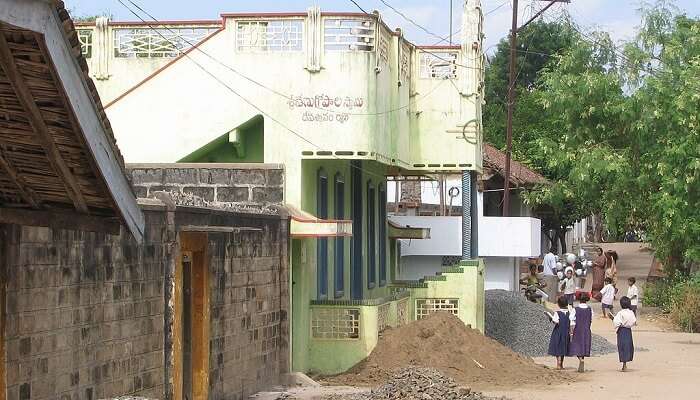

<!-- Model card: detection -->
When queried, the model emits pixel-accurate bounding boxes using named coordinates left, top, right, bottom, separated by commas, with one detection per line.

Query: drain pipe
left=462, top=171, right=472, bottom=260
left=461, top=170, right=478, bottom=261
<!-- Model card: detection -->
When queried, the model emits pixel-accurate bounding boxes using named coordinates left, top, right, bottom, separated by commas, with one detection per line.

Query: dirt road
left=486, top=242, right=700, bottom=399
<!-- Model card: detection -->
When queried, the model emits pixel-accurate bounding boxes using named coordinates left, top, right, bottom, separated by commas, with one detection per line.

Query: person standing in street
left=609, top=296, right=637, bottom=372
left=543, top=247, right=557, bottom=276
left=546, top=296, right=571, bottom=370
left=591, top=247, right=607, bottom=300
left=568, top=292, right=593, bottom=372
left=627, top=277, right=640, bottom=315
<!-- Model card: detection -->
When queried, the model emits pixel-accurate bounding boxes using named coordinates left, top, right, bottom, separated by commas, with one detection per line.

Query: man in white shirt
left=543, top=248, right=557, bottom=276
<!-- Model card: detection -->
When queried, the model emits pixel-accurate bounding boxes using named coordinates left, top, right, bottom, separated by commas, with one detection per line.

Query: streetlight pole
left=502, top=0, right=570, bottom=217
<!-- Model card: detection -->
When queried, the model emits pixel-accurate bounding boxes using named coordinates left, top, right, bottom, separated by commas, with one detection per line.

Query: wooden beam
left=0, top=147, right=41, bottom=208
left=0, top=32, right=88, bottom=213
left=0, top=207, right=120, bottom=234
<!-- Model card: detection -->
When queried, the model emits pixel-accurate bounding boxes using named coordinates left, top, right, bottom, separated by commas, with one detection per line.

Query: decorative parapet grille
left=378, top=34, right=389, bottom=64
left=311, top=307, right=360, bottom=339
left=236, top=20, right=303, bottom=51
left=419, top=51, right=458, bottom=79
left=77, top=29, right=93, bottom=58
left=377, top=303, right=390, bottom=332
left=415, top=298, right=459, bottom=320
left=396, top=298, right=409, bottom=326
left=400, top=43, right=411, bottom=80
left=113, top=27, right=218, bottom=58
left=324, top=18, right=375, bottom=51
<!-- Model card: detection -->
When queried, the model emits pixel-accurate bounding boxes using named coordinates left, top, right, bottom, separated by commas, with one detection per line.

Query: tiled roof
left=483, top=143, right=548, bottom=186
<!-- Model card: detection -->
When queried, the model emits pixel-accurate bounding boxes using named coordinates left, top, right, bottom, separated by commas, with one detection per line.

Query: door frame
left=174, top=232, right=209, bottom=400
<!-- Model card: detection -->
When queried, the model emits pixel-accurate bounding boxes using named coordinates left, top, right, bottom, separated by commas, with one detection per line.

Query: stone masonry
left=128, top=164, right=285, bottom=208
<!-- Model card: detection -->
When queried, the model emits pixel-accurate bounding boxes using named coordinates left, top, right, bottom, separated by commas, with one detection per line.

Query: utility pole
left=502, top=0, right=570, bottom=217
left=449, top=0, right=453, bottom=45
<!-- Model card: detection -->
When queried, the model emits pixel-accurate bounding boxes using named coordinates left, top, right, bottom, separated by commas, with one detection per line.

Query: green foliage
left=483, top=1, right=699, bottom=267
left=645, top=274, right=700, bottom=332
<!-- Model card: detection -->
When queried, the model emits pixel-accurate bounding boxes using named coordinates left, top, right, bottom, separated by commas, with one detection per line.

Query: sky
left=66, top=0, right=700, bottom=53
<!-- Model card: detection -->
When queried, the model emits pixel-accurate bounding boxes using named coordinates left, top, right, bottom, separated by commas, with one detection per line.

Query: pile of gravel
left=324, top=367, right=508, bottom=400
left=485, top=290, right=616, bottom=357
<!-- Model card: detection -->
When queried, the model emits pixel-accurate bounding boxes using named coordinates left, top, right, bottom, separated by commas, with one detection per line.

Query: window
left=324, top=18, right=375, bottom=51
left=334, top=173, right=345, bottom=298
left=113, top=27, right=218, bottom=58
left=350, top=161, right=363, bottom=299
left=367, top=181, right=376, bottom=289
left=419, top=51, right=458, bottom=79
left=236, top=20, right=303, bottom=51
left=317, top=169, right=329, bottom=299
left=77, top=29, right=93, bottom=58
left=378, top=184, right=387, bottom=286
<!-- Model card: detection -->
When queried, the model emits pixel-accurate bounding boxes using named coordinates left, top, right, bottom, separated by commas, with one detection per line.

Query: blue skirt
left=617, top=327, right=634, bottom=362
left=548, top=324, right=570, bottom=356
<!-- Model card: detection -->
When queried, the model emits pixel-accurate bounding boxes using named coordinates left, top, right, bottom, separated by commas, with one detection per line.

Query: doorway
left=175, top=233, right=209, bottom=400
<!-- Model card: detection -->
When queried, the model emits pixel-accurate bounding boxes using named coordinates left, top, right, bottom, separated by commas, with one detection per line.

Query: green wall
left=292, top=159, right=394, bottom=372
left=178, top=116, right=264, bottom=163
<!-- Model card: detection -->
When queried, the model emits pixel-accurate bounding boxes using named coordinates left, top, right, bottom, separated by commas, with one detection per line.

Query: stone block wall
left=128, top=164, right=285, bottom=207
left=1, top=211, right=168, bottom=400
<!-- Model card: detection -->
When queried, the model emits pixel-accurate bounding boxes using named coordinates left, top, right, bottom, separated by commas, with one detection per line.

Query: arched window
left=367, top=180, right=376, bottom=289
left=317, top=168, right=328, bottom=299
left=334, top=173, right=345, bottom=298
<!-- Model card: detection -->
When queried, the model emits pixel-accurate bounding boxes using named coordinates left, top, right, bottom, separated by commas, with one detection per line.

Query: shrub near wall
left=644, top=274, right=700, bottom=332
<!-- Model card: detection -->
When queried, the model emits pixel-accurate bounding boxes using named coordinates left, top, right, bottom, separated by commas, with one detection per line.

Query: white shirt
left=600, top=284, right=616, bottom=305
left=543, top=252, right=556, bottom=276
left=613, top=309, right=637, bottom=329
left=562, top=277, right=576, bottom=294
left=569, top=303, right=593, bottom=327
left=627, top=285, right=639, bottom=306
left=548, top=308, right=569, bottom=324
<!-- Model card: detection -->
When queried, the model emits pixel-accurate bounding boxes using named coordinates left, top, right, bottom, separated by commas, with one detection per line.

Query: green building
left=101, top=2, right=487, bottom=374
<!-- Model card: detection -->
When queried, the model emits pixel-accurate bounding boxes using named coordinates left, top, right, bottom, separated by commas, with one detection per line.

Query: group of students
left=546, top=276, right=640, bottom=373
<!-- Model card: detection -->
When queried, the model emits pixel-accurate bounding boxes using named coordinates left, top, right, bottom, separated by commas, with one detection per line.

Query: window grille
left=113, top=27, right=217, bottom=58
left=377, top=303, right=390, bottom=332
left=311, top=308, right=360, bottom=339
left=415, top=298, right=459, bottom=320
left=236, top=20, right=303, bottom=51
left=396, top=298, right=409, bottom=326
left=77, top=29, right=93, bottom=58
left=324, top=19, right=375, bottom=51
left=419, top=52, right=458, bottom=79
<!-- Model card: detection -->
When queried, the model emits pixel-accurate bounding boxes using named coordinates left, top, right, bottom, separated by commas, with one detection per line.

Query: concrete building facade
left=88, top=1, right=487, bottom=375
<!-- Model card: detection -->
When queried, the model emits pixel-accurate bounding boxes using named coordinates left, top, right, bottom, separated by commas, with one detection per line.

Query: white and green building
left=83, top=1, right=487, bottom=374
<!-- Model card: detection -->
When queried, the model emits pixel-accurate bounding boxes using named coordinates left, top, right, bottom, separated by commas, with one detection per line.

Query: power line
left=377, top=0, right=449, bottom=43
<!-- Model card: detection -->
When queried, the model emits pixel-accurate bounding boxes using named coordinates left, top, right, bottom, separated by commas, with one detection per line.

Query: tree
left=483, top=19, right=577, bottom=149
left=522, top=2, right=699, bottom=269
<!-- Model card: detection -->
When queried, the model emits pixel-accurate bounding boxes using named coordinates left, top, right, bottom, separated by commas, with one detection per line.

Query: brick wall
left=1, top=211, right=168, bottom=400
left=172, top=208, right=289, bottom=400
left=2, top=200, right=289, bottom=400
left=128, top=164, right=284, bottom=207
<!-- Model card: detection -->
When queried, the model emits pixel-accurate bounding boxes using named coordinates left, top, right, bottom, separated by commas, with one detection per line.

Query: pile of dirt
left=324, top=313, right=566, bottom=390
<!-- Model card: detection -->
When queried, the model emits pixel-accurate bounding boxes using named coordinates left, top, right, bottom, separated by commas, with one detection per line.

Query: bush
left=645, top=274, right=700, bottom=332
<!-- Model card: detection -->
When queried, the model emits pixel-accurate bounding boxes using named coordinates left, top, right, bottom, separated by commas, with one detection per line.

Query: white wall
left=397, top=255, right=444, bottom=280
left=483, top=257, right=519, bottom=291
